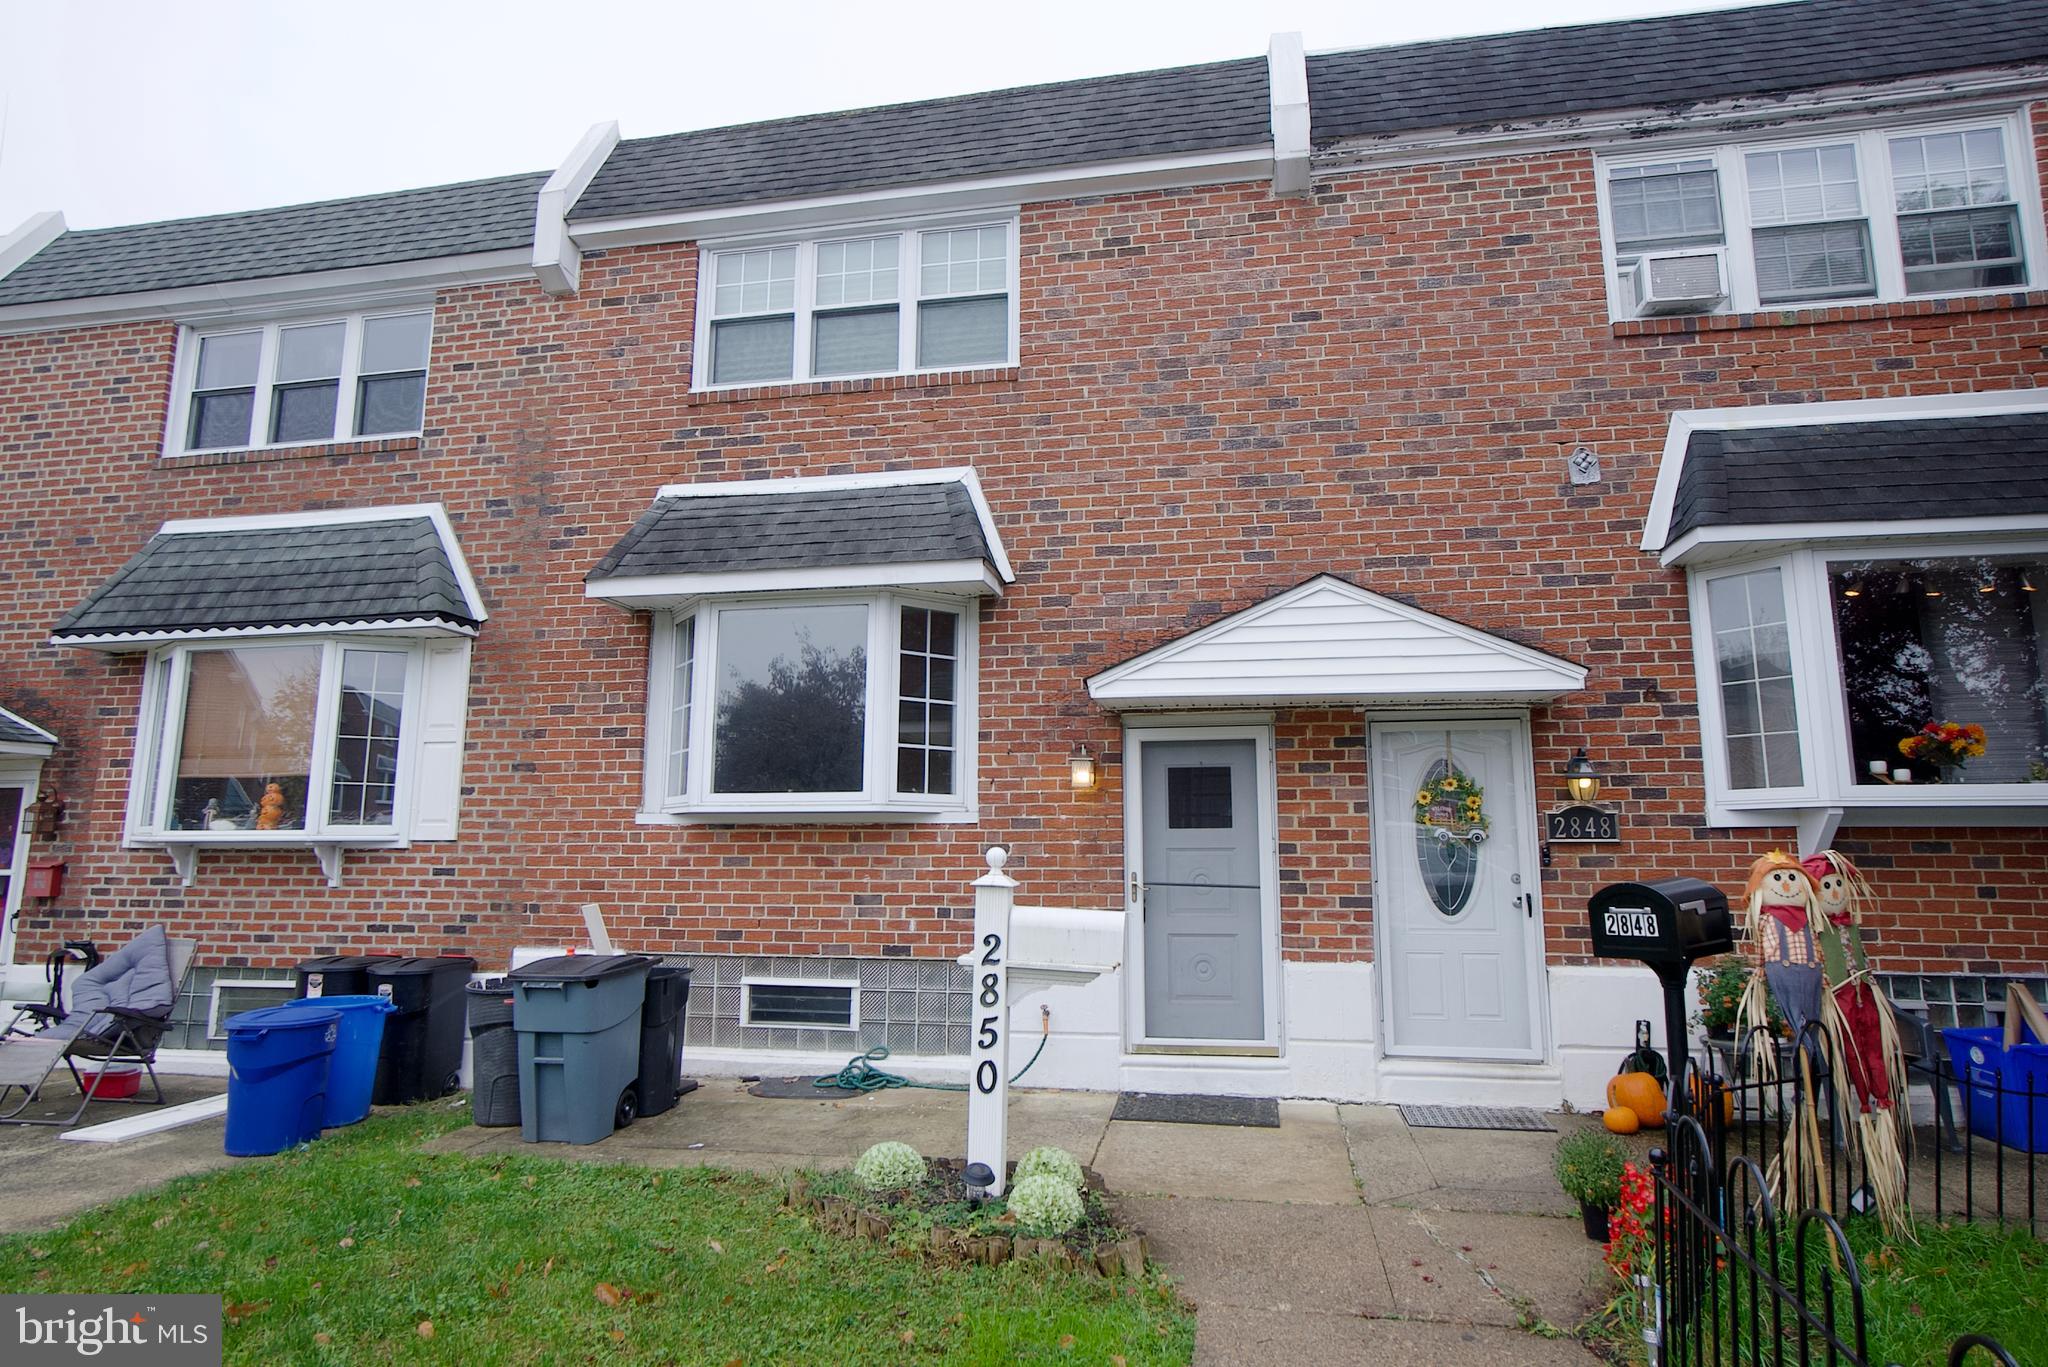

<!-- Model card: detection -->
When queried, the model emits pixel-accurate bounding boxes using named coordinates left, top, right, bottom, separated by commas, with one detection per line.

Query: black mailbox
left=1587, top=877, right=1732, bottom=964
left=1587, top=876, right=1735, bottom=1116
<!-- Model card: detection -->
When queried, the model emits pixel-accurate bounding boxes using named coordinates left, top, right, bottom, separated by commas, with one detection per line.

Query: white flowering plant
left=1014, top=1145, right=1084, bottom=1192
left=1004, top=1173, right=1085, bottom=1236
left=853, top=1141, right=927, bottom=1192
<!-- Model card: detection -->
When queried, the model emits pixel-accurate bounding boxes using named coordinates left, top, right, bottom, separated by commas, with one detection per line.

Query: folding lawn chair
left=0, top=928, right=196, bottom=1128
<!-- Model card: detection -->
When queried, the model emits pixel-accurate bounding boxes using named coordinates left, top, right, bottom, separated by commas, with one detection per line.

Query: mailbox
left=24, top=857, right=65, bottom=901
left=1587, top=877, right=1731, bottom=964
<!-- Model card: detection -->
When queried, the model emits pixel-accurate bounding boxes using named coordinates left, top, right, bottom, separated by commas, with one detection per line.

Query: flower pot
left=1580, top=1201, right=1610, bottom=1242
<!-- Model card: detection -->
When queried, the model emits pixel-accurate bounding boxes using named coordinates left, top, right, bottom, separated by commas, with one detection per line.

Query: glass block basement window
left=1880, top=973, right=2048, bottom=1031
left=743, top=980, right=856, bottom=1030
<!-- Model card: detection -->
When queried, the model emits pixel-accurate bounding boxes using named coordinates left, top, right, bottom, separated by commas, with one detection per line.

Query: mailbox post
left=1587, top=877, right=1733, bottom=1114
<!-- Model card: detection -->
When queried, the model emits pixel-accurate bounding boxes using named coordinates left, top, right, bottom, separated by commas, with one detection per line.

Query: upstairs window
left=170, top=309, right=432, bottom=455
left=697, top=218, right=1015, bottom=388
left=1600, top=115, right=2039, bottom=320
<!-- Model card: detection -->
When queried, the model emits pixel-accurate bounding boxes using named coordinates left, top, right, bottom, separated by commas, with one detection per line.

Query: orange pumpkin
left=1688, top=1074, right=1734, bottom=1126
left=1603, top=1106, right=1642, bottom=1135
left=1608, top=1071, right=1667, bottom=1127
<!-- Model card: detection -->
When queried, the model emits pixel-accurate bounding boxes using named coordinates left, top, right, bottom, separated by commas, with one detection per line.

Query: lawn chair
left=0, top=928, right=195, bottom=1127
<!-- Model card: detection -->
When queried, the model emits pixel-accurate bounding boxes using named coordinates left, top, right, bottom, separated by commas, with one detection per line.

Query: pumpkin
left=1608, top=1070, right=1667, bottom=1127
left=1602, top=1106, right=1642, bottom=1135
left=1687, top=1074, right=1734, bottom=1126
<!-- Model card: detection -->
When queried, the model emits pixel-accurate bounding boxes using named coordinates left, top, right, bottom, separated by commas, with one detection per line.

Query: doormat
left=748, top=1076, right=863, bottom=1099
left=1398, top=1104, right=1553, bottom=1132
left=1111, top=1092, right=1281, bottom=1128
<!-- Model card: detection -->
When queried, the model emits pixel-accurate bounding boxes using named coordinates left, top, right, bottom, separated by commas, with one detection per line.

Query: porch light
left=2024, top=573, right=2038, bottom=593
left=1068, top=744, right=1098, bottom=792
left=1563, top=749, right=1601, bottom=803
left=1841, top=580, right=1862, bottom=598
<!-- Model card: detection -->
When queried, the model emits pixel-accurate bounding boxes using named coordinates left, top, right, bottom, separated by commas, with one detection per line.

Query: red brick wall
left=4, top=109, right=2046, bottom=980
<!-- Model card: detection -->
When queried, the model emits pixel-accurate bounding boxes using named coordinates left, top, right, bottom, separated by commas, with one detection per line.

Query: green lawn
left=0, top=1105, right=1194, bottom=1365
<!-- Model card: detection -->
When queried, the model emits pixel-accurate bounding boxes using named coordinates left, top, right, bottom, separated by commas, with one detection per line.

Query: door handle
left=1130, top=871, right=1143, bottom=916
left=1513, top=893, right=1532, bottom=918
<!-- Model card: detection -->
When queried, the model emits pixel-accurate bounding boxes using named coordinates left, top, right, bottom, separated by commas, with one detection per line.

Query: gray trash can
left=465, top=978, right=520, bottom=1127
left=510, top=954, right=652, bottom=1144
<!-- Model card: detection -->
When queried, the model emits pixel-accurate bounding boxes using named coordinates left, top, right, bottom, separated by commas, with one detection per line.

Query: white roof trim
left=0, top=248, right=534, bottom=337
left=1641, top=389, right=2048, bottom=557
left=0, top=703, right=59, bottom=748
left=567, top=145, right=1272, bottom=250
left=0, top=212, right=66, bottom=283
left=534, top=120, right=621, bottom=296
left=588, top=560, right=1004, bottom=607
left=150, top=502, right=489, bottom=623
left=1661, top=516, right=2048, bottom=568
left=1267, top=33, right=1311, bottom=195
left=643, top=466, right=1015, bottom=585
left=52, top=617, right=481, bottom=653
left=1087, top=574, right=1587, bottom=709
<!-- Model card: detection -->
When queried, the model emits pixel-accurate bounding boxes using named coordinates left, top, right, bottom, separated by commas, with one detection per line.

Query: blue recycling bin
left=223, top=1004, right=339, bottom=1156
left=289, top=994, right=396, bottom=1127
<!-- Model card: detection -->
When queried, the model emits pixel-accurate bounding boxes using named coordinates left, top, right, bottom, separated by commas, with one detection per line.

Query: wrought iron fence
left=1635, top=1023, right=2039, bottom=1366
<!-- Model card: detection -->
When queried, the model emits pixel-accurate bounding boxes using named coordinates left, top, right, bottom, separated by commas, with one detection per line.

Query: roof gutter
left=534, top=120, right=622, bottom=296
left=1267, top=32, right=1311, bottom=195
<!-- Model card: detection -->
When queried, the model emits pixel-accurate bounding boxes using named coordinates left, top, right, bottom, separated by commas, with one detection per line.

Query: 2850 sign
left=975, top=932, right=1002, bottom=1095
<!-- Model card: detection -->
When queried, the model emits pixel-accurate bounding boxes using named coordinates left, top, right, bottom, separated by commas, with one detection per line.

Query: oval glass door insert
left=1414, top=756, right=1479, bottom=916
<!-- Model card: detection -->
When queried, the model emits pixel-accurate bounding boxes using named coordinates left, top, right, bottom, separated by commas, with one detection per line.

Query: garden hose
left=815, top=1007, right=1050, bottom=1093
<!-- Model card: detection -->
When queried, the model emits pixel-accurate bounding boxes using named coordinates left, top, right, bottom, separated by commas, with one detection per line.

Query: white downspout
left=533, top=121, right=621, bottom=297
left=1268, top=32, right=1312, bottom=197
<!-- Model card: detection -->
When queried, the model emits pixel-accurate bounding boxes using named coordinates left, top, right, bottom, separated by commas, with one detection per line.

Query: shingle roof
left=0, top=172, right=547, bottom=308
left=1308, top=0, right=2048, bottom=142
left=0, top=704, right=57, bottom=749
left=1668, top=413, right=2048, bottom=540
left=52, top=517, right=480, bottom=646
left=590, top=483, right=996, bottom=581
left=569, top=58, right=1270, bottom=222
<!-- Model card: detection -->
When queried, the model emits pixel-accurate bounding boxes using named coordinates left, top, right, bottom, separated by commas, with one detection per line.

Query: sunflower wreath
left=1413, top=767, right=1489, bottom=837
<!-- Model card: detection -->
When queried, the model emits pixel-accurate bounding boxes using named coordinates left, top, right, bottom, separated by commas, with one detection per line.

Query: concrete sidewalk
left=0, top=1077, right=233, bottom=1236
left=428, top=1083, right=1610, bottom=1364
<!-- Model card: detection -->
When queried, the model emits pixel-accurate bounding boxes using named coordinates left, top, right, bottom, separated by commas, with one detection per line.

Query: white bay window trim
left=165, top=303, right=433, bottom=457
left=640, top=591, right=979, bottom=823
left=1597, top=109, right=2045, bottom=322
left=1688, top=537, right=2048, bottom=847
left=691, top=213, right=1019, bottom=391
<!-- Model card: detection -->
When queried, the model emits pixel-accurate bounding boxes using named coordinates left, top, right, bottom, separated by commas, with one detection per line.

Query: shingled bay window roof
left=585, top=469, right=1014, bottom=605
left=0, top=704, right=58, bottom=755
left=51, top=506, right=487, bottom=650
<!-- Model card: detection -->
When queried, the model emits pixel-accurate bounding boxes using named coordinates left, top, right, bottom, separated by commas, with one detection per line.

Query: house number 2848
left=975, top=932, right=1002, bottom=1094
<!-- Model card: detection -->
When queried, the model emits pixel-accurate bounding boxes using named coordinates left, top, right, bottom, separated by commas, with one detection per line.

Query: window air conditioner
left=1631, top=249, right=1727, bottom=316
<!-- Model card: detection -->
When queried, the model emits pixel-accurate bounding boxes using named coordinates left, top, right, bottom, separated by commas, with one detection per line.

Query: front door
left=1371, top=719, right=1542, bottom=1060
left=1136, top=736, right=1267, bottom=1042
left=0, top=783, right=28, bottom=969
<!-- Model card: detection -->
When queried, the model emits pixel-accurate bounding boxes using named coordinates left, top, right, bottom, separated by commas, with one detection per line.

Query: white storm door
left=0, top=783, right=29, bottom=968
left=1371, top=719, right=1543, bottom=1061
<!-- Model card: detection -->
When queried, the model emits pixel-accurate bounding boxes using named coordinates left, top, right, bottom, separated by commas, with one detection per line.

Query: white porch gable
left=1086, top=575, right=1587, bottom=709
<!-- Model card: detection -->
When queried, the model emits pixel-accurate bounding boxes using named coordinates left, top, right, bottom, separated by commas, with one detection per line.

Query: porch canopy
left=0, top=704, right=57, bottom=759
left=50, top=506, right=486, bottom=651
left=584, top=468, right=1015, bottom=606
left=1086, top=575, right=1586, bottom=709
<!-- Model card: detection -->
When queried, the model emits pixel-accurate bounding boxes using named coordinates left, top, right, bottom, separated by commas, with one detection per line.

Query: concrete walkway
left=0, top=1077, right=233, bottom=1236
left=428, top=1083, right=1611, bottom=1364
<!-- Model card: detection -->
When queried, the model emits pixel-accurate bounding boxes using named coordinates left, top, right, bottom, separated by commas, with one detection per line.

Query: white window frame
left=1688, top=536, right=2048, bottom=830
left=1597, top=110, right=2045, bottom=322
left=739, top=977, right=860, bottom=1032
left=127, top=638, right=429, bottom=845
left=690, top=213, right=1019, bottom=391
left=640, top=590, right=979, bottom=821
left=164, top=304, right=434, bottom=457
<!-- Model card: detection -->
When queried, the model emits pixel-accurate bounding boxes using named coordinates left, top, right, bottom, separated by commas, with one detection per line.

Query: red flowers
left=1602, top=1161, right=1657, bottom=1284
left=1899, top=720, right=1986, bottom=765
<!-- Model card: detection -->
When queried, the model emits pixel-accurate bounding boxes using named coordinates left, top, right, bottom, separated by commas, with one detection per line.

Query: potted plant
left=1554, top=1130, right=1627, bottom=1242
left=1693, top=959, right=1784, bottom=1041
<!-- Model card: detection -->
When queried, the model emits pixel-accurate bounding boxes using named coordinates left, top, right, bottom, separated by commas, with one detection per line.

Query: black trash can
left=466, top=978, right=520, bottom=1127
left=637, top=964, right=692, bottom=1119
left=368, top=956, right=477, bottom=1104
left=295, top=954, right=404, bottom=999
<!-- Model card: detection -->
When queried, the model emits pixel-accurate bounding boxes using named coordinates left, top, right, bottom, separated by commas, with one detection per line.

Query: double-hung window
left=698, top=218, right=1015, bottom=388
left=1600, top=114, right=2040, bottom=319
left=649, top=594, right=975, bottom=818
left=171, top=309, right=432, bottom=454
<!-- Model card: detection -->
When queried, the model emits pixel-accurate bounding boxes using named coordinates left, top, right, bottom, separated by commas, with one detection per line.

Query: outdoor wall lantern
left=1563, top=750, right=1601, bottom=803
left=1068, top=744, right=1098, bottom=792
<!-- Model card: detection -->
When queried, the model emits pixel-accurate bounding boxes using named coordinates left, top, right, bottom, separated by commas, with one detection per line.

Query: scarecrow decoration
left=1805, top=850, right=1913, bottom=1239
left=1733, top=851, right=1828, bottom=1210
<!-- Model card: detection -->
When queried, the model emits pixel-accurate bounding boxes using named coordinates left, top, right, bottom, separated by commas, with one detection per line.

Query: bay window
left=697, top=217, right=1015, bottom=388
left=170, top=308, right=432, bottom=455
left=649, top=593, right=975, bottom=818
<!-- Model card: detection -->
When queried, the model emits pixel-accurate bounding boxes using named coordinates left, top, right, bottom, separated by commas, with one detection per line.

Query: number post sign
left=965, top=845, right=1015, bottom=1197
left=1544, top=804, right=1619, bottom=843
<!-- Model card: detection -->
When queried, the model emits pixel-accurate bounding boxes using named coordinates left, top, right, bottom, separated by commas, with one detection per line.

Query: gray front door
left=1139, top=738, right=1264, bottom=1041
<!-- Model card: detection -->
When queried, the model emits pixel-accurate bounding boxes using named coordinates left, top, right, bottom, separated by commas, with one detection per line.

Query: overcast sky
left=1, top=0, right=1781, bottom=232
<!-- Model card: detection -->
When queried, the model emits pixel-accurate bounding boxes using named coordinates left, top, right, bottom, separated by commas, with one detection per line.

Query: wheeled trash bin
left=637, top=963, right=692, bottom=1118
left=466, top=978, right=521, bottom=1127
left=367, top=956, right=476, bottom=1104
left=282, top=994, right=395, bottom=1128
left=510, top=954, right=652, bottom=1144
left=295, top=954, right=403, bottom=998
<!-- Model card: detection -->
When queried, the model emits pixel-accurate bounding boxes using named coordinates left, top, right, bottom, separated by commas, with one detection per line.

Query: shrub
left=853, top=1141, right=926, bottom=1192
left=1014, top=1145, right=1084, bottom=1191
left=1554, top=1130, right=1627, bottom=1208
left=1005, top=1173, right=1085, bottom=1237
